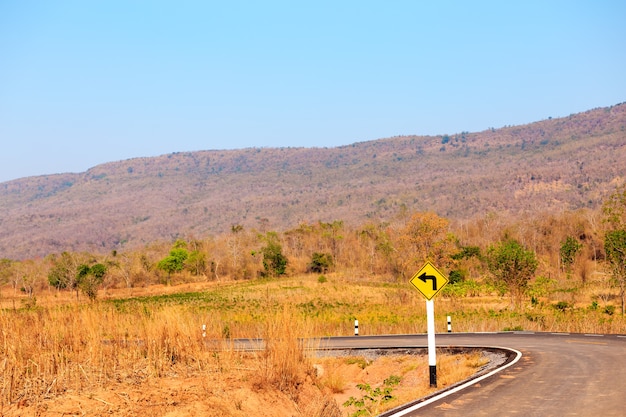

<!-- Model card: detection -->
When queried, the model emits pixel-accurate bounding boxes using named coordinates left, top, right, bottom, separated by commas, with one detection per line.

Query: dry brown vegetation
left=0, top=104, right=625, bottom=260
left=2, top=194, right=624, bottom=319
left=0, top=283, right=489, bottom=417
left=2, top=267, right=622, bottom=416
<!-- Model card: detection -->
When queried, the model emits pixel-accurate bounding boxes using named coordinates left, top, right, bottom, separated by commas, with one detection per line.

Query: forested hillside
left=1, top=103, right=625, bottom=260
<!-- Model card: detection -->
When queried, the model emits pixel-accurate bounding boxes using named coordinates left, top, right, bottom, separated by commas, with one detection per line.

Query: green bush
left=553, top=301, right=571, bottom=312
left=308, top=252, right=334, bottom=273
left=448, top=269, right=465, bottom=284
left=442, top=279, right=482, bottom=297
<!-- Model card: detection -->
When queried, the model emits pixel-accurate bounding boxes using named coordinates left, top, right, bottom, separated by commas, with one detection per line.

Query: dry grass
left=0, top=304, right=196, bottom=405
left=1, top=272, right=624, bottom=415
left=255, top=305, right=314, bottom=395
left=0, top=298, right=343, bottom=416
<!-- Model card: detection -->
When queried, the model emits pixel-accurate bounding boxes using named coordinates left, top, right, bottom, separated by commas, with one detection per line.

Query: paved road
left=317, top=332, right=626, bottom=417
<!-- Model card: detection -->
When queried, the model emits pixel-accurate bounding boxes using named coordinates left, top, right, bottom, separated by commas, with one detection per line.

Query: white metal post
left=426, top=299, right=437, bottom=387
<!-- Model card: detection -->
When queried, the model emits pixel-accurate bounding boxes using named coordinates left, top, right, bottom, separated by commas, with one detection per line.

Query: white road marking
left=386, top=347, right=523, bottom=417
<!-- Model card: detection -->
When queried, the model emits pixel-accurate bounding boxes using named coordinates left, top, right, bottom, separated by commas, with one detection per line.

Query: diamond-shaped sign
left=409, top=261, right=449, bottom=300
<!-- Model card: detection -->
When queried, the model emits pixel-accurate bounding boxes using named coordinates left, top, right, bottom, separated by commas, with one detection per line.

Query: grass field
left=1, top=272, right=624, bottom=416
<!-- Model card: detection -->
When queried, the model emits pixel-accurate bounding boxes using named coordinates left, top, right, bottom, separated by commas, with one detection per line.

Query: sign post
left=426, top=299, right=436, bottom=386
left=409, top=261, right=449, bottom=388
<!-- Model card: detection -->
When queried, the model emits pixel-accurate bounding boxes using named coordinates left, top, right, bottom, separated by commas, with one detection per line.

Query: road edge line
left=381, top=346, right=523, bottom=417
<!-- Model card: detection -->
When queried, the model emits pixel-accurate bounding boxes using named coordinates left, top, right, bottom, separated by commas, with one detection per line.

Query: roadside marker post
left=409, top=261, right=449, bottom=388
left=447, top=315, right=452, bottom=333
left=354, top=319, right=359, bottom=336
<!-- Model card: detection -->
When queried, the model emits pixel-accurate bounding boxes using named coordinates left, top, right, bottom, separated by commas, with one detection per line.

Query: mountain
left=1, top=104, right=625, bottom=260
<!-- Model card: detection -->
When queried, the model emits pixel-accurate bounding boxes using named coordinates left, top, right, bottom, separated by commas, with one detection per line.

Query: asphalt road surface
left=317, top=332, right=626, bottom=417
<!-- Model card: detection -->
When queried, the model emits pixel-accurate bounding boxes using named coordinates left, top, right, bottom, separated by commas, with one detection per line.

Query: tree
left=604, top=230, right=626, bottom=315
left=602, top=185, right=626, bottom=229
left=393, top=212, right=457, bottom=278
left=261, top=232, right=288, bottom=277
left=487, top=239, right=538, bottom=310
left=228, top=225, right=244, bottom=271
left=18, top=259, right=45, bottom=299
left=358, top=223, right=394, bottom=275
left=48, top=252, right=79, bottom=291
left=320, top=220, right=345, bottom=260
left=0, top=259, right=14, bottom=296
left=602, top=185, right=626, bottom=315
left=560, top=236, right=582, bottom=273
left=185, top=250, right=207, bottom=276
left=76, top=263, right=108, bottom=301
left=450, top=245, right=483, bottom=281
left=157, top=247, right=189, bottom=283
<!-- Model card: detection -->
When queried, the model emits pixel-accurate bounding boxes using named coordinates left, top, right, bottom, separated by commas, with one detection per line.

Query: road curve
left=317, top=332, right=626, bottom=417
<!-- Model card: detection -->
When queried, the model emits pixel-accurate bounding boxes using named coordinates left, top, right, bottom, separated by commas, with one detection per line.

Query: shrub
left=308, top=252, right=334, bottom=274
left=261, top=232, right=288, bottom=277
left=448, top=269, right=465, bottom=284
left=553, top=301, right=571, bottom=312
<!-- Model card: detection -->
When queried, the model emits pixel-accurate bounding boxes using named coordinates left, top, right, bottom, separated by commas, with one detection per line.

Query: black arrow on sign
left=418, top=272, right=437, bottom=291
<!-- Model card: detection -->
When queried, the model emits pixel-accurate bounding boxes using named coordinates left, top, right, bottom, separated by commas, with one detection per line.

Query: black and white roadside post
left=409, top=261, right=449, bottom=388
left=426, top=298, right=437, bottom=386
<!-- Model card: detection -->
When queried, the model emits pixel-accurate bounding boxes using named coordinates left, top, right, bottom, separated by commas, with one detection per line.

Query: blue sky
left=1, top=1, right=625, bottom=182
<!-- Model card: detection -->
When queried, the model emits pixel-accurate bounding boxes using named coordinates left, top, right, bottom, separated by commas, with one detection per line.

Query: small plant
left=528, top=276, right=557, bottom=300
left=345, top=357, right=370, bottom=369
left=20, top=296, right=37, bottom=310
left=222, top=324, right=231, bottom=339
left=503, top=325, right=524, bottom=331
left=553, top=301, right=571, bottom=312
left=323, top=372, right=347, bottom=394
left=604, top=305, right=615, bottom=316
left=317, top=275, right=327, bottom=283
left=234, top=399, right=243, bottom=410
left=343, top=375, right=401, bottom=417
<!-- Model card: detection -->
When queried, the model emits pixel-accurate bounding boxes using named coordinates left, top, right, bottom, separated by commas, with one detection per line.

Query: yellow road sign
left=409, top=261, right=449, bottom=300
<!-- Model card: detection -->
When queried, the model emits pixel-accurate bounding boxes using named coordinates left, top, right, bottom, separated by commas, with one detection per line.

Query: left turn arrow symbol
left=418, top=272, right=437, bottom=291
